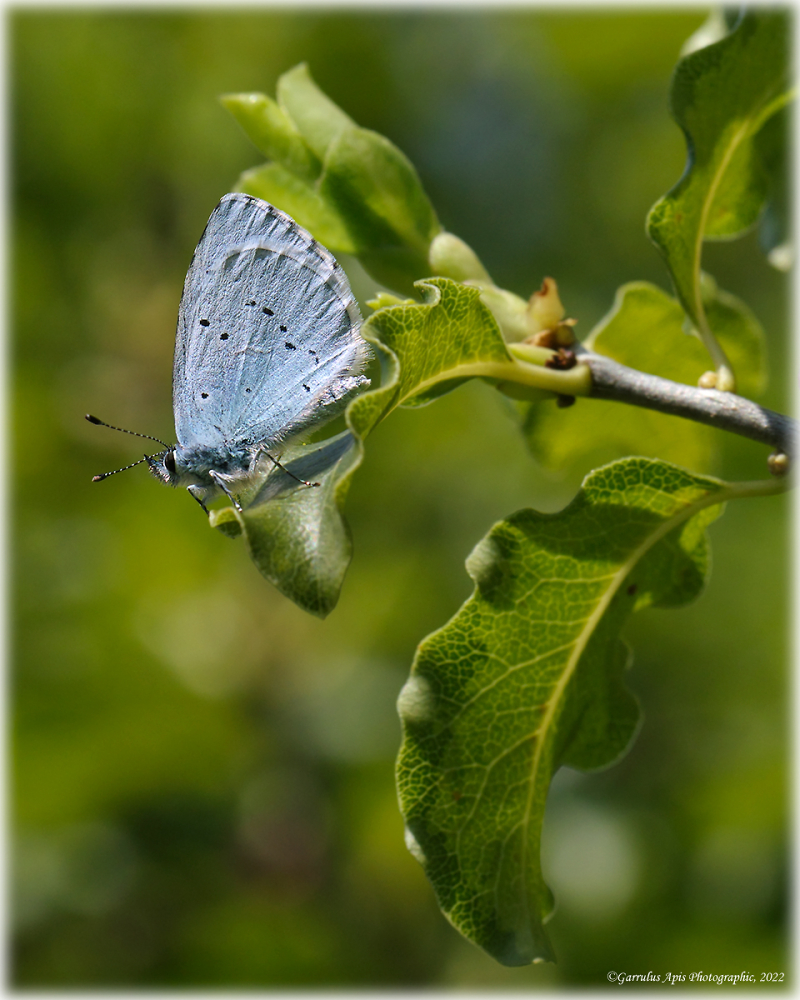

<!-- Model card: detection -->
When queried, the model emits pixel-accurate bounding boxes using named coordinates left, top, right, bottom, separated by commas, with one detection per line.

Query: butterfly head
left=146, top=448, right=181, bottom=487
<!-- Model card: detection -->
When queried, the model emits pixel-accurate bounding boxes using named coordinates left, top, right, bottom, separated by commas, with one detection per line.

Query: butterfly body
left=140, top=192, right=370, bottom=510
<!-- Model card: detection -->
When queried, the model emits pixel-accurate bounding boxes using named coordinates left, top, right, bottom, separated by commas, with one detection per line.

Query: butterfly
left=89, top=193, right=371, bottom=512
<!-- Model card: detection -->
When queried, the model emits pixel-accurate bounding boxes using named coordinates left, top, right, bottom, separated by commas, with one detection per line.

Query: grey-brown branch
left=578, top=349, right=795, bottom=457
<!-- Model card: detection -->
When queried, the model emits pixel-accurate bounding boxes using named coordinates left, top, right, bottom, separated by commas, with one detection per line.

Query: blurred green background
left=11, top=7, right=789, bottom=988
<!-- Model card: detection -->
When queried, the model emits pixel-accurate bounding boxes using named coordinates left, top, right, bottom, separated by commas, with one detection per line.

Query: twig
left=577, top=348, right=794, bottom=456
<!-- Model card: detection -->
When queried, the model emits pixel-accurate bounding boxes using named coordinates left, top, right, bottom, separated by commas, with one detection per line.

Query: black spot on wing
left=200, top=319, right=210, bottom=327
left=220, top=333, right=229, bottom=341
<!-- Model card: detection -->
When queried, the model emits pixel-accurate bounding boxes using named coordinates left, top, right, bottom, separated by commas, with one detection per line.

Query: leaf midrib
left=515, top=481, right=731, bottom=913
left=691, top=118, right=752, bottom=337
left=689, top=83, right=793, bottom=335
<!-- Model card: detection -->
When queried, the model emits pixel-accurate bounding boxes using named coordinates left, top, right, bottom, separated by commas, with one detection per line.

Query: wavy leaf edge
left=396, top=456, right=731, bottom=966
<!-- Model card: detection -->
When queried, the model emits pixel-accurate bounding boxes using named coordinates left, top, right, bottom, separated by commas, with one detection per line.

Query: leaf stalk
left=468, top=357, right=593, bottom=398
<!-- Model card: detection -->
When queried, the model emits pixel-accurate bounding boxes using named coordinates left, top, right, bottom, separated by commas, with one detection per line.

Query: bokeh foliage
left=12, top=8, right=788, bottom=987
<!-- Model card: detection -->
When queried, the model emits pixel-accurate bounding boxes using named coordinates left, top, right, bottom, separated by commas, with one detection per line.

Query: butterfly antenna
left=85, top=414, right=170, bottom=449
left=92, top=454, right=155, bottom=482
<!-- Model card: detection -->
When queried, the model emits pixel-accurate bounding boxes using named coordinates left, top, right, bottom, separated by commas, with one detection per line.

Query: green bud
left=429, top=232, right=493, bottom=283
left=527, top=277, right=565, bottom=333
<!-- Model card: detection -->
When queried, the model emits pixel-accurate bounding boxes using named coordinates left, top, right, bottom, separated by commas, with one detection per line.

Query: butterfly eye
left=164, top=451, right=176, bottom=474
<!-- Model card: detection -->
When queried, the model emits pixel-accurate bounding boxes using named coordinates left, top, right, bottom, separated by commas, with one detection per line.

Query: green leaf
left=320, top=127, right=442, bottom=295
left=366, top=291, right=415, bottom=311
left=221, top=92, right=322, bottom=183
left=396, top=457, right=728, bottom=965
left=347, top=277, right=512, bottom=439
left=700, top=276, right=767, bottom=396
left=522, top=281, right=766, bottom=473
left=754, top=104, right=791, bottom=264
left=209, top=432, right=359, bottom=618
left=235, top=162, right=356, bottom=255
left=429, top=231, right=493, bottom=284
left=647, top=11, right=791, bottom=375
left=585, top=281, right=766, bottom=396
left=224, top=64, right=442, bottom=296
left=276, top=63, right=356, bottom=160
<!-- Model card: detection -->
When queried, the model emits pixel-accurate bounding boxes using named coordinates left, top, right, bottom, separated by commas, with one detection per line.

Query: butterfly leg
left=187, top=486, right=209, bottom=514
left=258, top=448, right=320, bottom=488
left=208, top=470, right=243, bottom=512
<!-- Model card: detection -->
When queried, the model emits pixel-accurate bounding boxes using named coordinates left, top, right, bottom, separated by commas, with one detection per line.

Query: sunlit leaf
left=347, top=277, right=511, bottom=438
left=397, top=457, right=727, bottom=965
left=647, top=11, right=791, bottom=334
left=221, top=91, right=321, bottom=183
left=276, top=62, right=356, bottom=160
left=320, top=127, right=441, bottom=295
left=225, top=64, right=441, bottom=296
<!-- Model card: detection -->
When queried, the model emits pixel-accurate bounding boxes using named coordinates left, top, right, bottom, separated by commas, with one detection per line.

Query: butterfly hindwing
left=173, top=193, right=369, bottom=452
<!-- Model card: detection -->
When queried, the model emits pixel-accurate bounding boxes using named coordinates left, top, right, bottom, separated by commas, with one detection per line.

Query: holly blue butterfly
left=89, top=193, right=371, bottom=511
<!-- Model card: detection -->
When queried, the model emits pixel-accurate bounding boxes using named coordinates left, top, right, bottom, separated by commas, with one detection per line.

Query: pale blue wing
left=173, top=193, right=370, bottom=452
